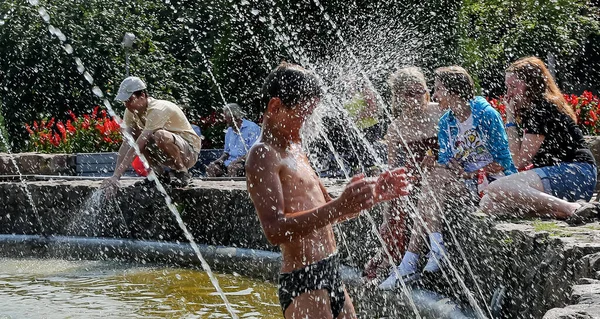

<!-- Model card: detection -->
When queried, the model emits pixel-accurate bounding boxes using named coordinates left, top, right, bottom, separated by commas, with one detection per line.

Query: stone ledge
left=0, top=152, right=75, bottom=175
left=1, top=178, right=600, bottom=318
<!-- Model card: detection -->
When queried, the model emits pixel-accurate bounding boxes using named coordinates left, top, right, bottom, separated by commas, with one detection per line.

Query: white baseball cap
left=115, top=76, right=147, bottom=102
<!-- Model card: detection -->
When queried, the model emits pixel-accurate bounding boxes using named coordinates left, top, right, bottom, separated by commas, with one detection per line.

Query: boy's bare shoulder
left=246, top=141, right=282, bottom=171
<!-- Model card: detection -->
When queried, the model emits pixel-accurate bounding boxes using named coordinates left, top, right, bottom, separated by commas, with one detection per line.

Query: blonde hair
left=506, top=56, right=576, bottom=123
left=388, top=66, right=429, bottom=117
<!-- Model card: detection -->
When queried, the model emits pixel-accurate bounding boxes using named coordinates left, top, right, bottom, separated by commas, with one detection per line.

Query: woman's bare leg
left=480, top=170, right=580, bottom=219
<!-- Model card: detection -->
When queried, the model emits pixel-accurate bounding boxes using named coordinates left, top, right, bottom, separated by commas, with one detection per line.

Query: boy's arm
left=319, top=181, right=333, bottom=203
left=246, top=145, right=375, bottom=245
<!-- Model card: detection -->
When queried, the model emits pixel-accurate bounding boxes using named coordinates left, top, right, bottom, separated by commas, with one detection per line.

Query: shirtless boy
left=246, top=62, right=409, bottom=319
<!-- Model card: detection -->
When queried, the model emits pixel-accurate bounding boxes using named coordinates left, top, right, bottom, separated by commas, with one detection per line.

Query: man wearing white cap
left=101, top=76, right=202, bottom=189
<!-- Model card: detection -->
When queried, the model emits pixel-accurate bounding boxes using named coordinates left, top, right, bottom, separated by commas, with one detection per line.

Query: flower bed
left=489, top=91, right=600, bottom=134
left=24, top=106, right=122, bottom=153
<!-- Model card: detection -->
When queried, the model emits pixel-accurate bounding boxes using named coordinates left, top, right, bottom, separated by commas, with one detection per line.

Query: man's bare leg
left=152, top=130, right=195, bottom=171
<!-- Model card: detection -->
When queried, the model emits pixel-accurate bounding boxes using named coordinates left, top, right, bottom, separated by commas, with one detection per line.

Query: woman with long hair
left=480, top=56, right=599, bottom=224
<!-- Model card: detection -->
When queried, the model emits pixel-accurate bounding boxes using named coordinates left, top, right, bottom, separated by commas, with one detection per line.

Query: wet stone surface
left=0, top=178, right=600, bottom=318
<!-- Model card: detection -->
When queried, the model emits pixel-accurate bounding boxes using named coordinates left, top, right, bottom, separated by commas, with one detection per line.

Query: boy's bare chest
left=279, top=154, right=321, bottom=193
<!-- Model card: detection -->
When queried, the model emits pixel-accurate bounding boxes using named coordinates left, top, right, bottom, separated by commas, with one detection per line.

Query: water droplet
left=92, top=86, right=103, bottom=98
left=251, top=9, right=259, bottom=15
left=28, top=0, right=39, bottom=5
left=74, top=57, right=85, bottom=71
left=54, top=28, right=66, bottom=42
left=63, top=44, right=73, bottom=54
left=83, top=71, right=94, bottom=84
left=38, top=7, right=49, bottom=22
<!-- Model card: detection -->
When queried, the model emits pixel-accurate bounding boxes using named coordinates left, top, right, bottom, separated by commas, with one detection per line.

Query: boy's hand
left=337, top=174, right=376, bottom=219
left=374, top=168, right=410, bottom=203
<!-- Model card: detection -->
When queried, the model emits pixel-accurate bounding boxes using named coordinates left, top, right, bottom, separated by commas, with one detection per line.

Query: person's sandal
left=566, top=202, right=600, bottom=226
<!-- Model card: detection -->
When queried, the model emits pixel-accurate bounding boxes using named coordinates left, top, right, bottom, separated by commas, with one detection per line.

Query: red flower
left=46, top=117, right=55, bottom=129
left=68, top=110, right=77, bottom=122
left=25, top=124, right=34, bottom=135
left=56, top=121, right=67, bottom=140
left=590, top=110, right=598, bottom=122
left=103, top=120, right=112, bottom=135
left=92, top=106, right=99, bottom=119
left=66, top=120, right=76, bottom=133
left=82, top=114, right=90, bottom=129
left=51, top=132, right=61, bottom=147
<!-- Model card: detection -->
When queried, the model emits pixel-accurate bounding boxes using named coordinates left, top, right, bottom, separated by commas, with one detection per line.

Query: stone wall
left=0, top=180, right=271, bottom=251
left=1, top=179, right=600, bottom=318
left=0, top=152, right=74, bottom=175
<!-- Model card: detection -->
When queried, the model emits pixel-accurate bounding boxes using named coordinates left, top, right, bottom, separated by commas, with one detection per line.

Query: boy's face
left=297, top=97, right=320, bottom=119
left=432, top=80, right=450, bottom=111
left=270, top=97, right=320, bottom=129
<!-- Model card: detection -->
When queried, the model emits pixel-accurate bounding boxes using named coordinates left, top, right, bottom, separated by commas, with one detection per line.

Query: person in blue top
left=379, top=66, right=517, bottom=290
left=207, top=103, right=261, bottom=177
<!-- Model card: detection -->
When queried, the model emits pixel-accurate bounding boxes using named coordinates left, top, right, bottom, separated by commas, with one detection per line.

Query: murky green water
left=0, top=258, right=281, bottom=318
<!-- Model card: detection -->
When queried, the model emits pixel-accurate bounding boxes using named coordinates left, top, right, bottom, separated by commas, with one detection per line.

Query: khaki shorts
left=146, top=131, right=199, bottom=169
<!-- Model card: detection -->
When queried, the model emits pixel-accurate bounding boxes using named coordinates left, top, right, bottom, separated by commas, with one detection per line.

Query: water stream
left=25, top=2, right=239, bottom=317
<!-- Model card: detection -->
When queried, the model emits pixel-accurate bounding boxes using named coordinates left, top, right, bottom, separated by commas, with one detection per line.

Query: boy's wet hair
left=434, top=66, right=475, bottom=101
left=261, top=62, right=323, bottom=110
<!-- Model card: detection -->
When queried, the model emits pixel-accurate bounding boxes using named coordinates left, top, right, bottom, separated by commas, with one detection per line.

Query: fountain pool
left=0, top=258, right=280, bottom=318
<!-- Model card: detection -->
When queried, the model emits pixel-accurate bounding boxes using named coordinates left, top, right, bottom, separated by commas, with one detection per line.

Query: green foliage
left=0, top=101, right=8, bottom=152
left=457, top=0, right=600, bottom=96
left=0, top=0, right=597, bottom=152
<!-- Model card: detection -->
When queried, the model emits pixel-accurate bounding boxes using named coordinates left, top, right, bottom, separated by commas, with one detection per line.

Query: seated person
left=363, top=66, right=443, bottom=280
left=101, top=76, right=202, bottom=190
left=480, top=57, right=599, bottom=224
left=206, top=103, right=260, bottom=177
left=246, top=62, right=410, bottom=319
left=379, top=66, right=517, bottom=289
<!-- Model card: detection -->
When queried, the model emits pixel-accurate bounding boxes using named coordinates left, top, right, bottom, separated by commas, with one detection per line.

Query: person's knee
left=486, top=178, right=518, bottom=199
left=152, top=130, right=173, bottom=148
left=479, top=194, right=495, bottom=213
